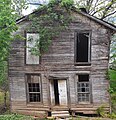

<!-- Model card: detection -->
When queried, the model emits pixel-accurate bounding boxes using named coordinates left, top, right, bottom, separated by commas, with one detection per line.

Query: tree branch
left=91, top=0, right=105, bottom=16
left=89, top=0, right=100, bottom=14
left=101, top=10, right=116, bottom=19
left=101, top=0, right=115, bottom=19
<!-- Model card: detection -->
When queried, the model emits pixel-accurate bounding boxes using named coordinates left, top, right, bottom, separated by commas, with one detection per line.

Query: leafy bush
left=96, top=105, right=106, bottom=117
left=109, top=113, right=116, bottom=119
left=109, top=69, right=116, bottom=113
left=111, top=93, right=116, bottom=113
left=109, top=69, right=116, bottom=92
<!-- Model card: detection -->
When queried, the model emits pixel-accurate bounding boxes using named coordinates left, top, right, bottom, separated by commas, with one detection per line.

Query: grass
left=0, top=114, right=33, bottom=120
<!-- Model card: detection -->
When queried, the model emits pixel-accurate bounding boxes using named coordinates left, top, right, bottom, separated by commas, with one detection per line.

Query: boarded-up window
left=26, top=33, right=39, bottom=64
left=77, top=75, right=91, bottom=103
left=75, top=32, right=91, bottom=63
left=27, top=74, right=41, bottom=102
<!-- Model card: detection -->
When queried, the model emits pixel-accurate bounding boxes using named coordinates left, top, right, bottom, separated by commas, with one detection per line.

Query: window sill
left=25, top=64, right=40, bottom=66
left=74, top=62, right=91, bottom=66
left=27, top=102, right=43, bottom=106
left=77, top=102, right=91, bottom=104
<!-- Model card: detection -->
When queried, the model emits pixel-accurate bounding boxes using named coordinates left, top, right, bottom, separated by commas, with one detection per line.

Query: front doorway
left=50, top=79, right=68, bottom=106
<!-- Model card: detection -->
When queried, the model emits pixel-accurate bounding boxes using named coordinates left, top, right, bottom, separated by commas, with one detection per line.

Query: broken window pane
left=77, top=74, right=90, bottom=103
left=75, top=32, right=91, bottom=63
left=27, top=74, right=41, bottom=102
left=26, top=33, right=39, bottom=64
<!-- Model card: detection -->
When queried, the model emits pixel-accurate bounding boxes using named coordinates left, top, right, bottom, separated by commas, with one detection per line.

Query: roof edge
left=16, top=9, right=116, bottom=32
left=79, top=11, right=116, bottom=31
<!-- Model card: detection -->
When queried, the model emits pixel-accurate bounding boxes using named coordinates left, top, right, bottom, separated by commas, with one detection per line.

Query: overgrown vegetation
left=0, top=0, right=25, bottom=114
left=0, top=0, right=116, bottom=119
left=109, top=69, right=116, bottom=114
left=109, top=69, right=116, bottom=93
left=28, top=0, right=74, bottom=56
left=0, top=114, right=33, bottom=120
left=96, top=69, right=116, bottom=118
left=0, top=61, right=9, bottom=113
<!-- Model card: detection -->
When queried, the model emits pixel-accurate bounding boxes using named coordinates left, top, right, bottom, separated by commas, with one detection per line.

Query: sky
left=22, top=0, right=48, bottom=15
left=22, top=0, right=116, bottom=24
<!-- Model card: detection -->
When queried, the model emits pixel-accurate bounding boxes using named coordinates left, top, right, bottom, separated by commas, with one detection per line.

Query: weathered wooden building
left=9, top=8, right=116, bottom=117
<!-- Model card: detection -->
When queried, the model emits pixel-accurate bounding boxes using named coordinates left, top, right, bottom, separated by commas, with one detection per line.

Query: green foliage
left=0, top=92, right=4, bottom=104
left=28, top=0, right=73, bottom=55
left=0, top=92, right=9, bottom=104
left=0, top=61, right=7, bottom=85
left=96, top=105, right=106, bottom=117
left=108, top=69, right=116, bottom=113
left=0, top=60, right=8, bottom=111
left=108, top=87, right=114, bottom=94
left=0, top=114, right=33, bottom=120
left=60, top=0, right=74, bottom=9
left=0, top=0, right=26, bottom=62
left=0, top=0, right=18, bottom=62
left=111, top=93, right=116, bottom=113
left=108, top=113, right=116, bottom=119
left=109, top=69, right=116, bottom=92
left=0, top=0, right=24, bottom=112
left=110, top=35, right=116, bottom=70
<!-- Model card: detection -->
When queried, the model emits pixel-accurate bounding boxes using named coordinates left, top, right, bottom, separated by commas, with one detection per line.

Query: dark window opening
left=78, top=74, right=89, bottom=82
left=48, top=112, right=51, bottom=117
left=29, top=93, right=40, bottom=102
left=27, top=74, right=41, bottom=103
left=54, top=80, right=59, bottom=105
left=28, top=83, right=40, bottom=92
left=77, top=74, right=90, bottom=102
left=76, top=32, right=90, bottom=63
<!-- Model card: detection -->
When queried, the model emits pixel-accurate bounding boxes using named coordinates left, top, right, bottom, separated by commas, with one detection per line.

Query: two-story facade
left=9, top=9, right=116, bottom=117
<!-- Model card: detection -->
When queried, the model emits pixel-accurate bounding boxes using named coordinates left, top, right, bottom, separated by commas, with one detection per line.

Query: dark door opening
left=54, top=80, right=59, bottom=105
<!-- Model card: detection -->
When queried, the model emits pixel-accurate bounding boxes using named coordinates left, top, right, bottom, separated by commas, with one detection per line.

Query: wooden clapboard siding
left=8, top=11, right=112, bottom=116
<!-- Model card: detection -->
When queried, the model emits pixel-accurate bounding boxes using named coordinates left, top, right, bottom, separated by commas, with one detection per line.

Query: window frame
left=26, top=74, right=42, bottom=104
left=75, top=74, right=92, bottom=104
left=25, top=31, right=41, bottom=65
left=77, top=82, right=90, bottom=103
left=74, top=30, right=91, bottom=65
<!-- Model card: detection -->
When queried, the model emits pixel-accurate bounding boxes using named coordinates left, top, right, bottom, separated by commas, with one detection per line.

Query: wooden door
left=50, top=80, right=55, bottom=105
left=50, top=79, right=68, bottom=106
left=58, top=80, right=67, bottom=106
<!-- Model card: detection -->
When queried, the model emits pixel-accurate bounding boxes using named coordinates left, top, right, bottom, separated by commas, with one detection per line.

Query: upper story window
left=75, top=31, right=91, bottom=65
left=26, top=33, right=39, bottom=64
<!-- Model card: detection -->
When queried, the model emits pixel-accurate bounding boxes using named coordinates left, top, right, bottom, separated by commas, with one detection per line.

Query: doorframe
left=49, top=76, right=70, bottom=108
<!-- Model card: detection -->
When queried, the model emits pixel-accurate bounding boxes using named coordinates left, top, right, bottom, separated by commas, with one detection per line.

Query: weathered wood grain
left=8, top=12, right=112, bottom=116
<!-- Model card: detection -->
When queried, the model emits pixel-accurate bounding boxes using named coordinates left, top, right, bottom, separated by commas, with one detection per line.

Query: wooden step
left=52, top=111, right=70, bottom=118
left=52, top=106, right=69, bottom=111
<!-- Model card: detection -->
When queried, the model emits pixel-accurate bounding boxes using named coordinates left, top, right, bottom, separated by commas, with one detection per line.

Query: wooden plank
left=9, top=11, right=111, bottom=114
left=58, top=80, right=68, bottom=106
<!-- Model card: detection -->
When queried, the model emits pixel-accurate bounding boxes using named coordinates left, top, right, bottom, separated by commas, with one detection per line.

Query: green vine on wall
left=28, top=0, right=74, bottom=56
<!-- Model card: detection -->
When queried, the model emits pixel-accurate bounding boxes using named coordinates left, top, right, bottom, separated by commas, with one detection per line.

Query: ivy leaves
left=28, top=0, right=73, bottom=55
